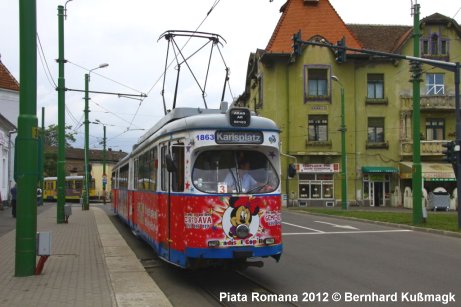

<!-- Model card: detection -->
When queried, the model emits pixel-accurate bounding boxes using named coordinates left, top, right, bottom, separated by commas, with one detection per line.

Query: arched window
left=430, top=33, right=438, bottom=55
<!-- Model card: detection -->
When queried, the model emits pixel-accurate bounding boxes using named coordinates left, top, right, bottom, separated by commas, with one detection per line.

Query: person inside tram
left=224, top=158, right=258, bottom=193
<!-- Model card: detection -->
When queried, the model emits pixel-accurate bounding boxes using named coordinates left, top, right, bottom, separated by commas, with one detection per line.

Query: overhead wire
left=36, top=33, right=57, bottom=89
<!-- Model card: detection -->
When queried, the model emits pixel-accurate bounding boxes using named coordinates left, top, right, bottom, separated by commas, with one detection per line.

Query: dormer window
left=421, top=31, right=448, bottom=59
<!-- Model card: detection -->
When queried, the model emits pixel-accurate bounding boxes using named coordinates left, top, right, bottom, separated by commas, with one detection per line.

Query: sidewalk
left=0, top=204, right=171, bottom=307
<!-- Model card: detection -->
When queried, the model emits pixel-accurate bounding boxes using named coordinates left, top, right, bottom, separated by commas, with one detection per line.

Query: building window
left=298, top=173, right=334, bottom=199
left=308, top=115, right=328, bottom=141
left=422, top=40, right=429, bottom=55
left=367, top=74, right=384, bottom=99
left=305, top=67, right=329, bottom=101
left=426, top=73, right=444, bottom=95
left=368, top=117, right=385, bottom=143
left=431, top=34, right=439, bottom=55
left=422, top=33, right=448, bottom=57
left=426, top=119, right=445, bottom=141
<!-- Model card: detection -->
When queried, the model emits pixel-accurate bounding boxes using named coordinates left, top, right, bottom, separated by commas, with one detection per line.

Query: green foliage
left=44, top=152, right=57, bottom=176
left=44, top=124, right=76, bottom=148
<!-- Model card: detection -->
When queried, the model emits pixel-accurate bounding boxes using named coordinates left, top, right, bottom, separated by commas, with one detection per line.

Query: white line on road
left=314, top=220, right=359, bottom=230
left=282, top=222, right=325, bottom=233
left=283, top=229, right=413, bottom=236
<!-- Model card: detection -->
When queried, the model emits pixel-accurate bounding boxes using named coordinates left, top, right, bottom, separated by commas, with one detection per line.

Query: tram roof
left=135, top=106, right=279, bottom=148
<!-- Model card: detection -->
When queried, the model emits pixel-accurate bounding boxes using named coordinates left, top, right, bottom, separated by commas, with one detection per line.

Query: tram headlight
left=208, top=240, right=220, bottom=247
left=236, top=224, right=250, bottom=239
left=264, top=237, right=275, bottom=245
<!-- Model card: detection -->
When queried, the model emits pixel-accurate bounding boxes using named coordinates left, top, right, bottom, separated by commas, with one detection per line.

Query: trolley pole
left=15, top=0, right=38, bottom=276
left=56, top=5, right=66, bottom=223
left=411, top=2, right=423, bottom=225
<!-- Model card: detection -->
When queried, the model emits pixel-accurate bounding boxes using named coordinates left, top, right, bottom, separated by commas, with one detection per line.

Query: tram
left=43, top=176, right=96, bottom=201
left=111, top=105, right=283, bottom=268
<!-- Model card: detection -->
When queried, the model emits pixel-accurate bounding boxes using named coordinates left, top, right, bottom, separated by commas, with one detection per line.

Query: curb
left=92, top=207, right=172, bottom=307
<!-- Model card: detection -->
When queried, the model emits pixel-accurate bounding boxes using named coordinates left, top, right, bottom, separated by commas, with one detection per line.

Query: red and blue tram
left=111, top=106, right=282, bottom=268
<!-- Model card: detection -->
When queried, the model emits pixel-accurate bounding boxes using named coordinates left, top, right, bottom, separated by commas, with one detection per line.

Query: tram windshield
left=192, top=150, right=279, bottom=194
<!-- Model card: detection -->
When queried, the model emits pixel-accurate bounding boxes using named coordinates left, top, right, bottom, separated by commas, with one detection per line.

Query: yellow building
left=238, top=0, right=461, bottom=208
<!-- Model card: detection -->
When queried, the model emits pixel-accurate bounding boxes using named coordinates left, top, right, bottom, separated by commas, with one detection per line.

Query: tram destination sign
left=215, top=130, right=263, bottom=144
left=229, top=108, right=251, bottom=127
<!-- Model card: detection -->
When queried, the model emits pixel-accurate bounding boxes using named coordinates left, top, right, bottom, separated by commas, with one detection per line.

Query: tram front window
left=192, top=150, right=279, bottom=194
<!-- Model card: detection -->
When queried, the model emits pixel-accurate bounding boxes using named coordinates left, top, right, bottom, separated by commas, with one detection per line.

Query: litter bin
left=428, top=191, right=450, bottom=211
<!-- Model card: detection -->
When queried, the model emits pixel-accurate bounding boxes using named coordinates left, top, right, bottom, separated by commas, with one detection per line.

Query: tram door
left=161, top=142, right=185, bottom=262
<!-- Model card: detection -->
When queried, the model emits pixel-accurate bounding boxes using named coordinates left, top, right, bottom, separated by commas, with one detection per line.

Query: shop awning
left=399, top=162, right=456, bottom=181
left=362, top=166, right=399, bottom=173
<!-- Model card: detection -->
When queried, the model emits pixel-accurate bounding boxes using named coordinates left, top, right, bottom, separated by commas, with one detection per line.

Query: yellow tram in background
left=43, top=176, right=96, bottom=201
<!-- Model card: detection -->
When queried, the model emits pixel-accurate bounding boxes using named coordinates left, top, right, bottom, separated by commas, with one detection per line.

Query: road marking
left=314, top=220, right=359, bottom=230
left=283, top=229, right=413, bottom=236
left=282, top=222, right=325, bottom=233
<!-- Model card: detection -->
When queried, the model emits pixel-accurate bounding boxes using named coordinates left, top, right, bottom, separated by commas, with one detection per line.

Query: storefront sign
left=297, top=163, right=340, bottom=173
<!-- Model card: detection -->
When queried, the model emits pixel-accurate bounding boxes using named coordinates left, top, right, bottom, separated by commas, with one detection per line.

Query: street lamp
left=332, top=75, right=347, bottom=210
left=83, top=63, right=109, bottom=210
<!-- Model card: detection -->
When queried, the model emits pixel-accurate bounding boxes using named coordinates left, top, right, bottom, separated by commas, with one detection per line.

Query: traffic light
left=292, top=31, right=302, bottom=57
left=288, top=163, right=297, bottom=178
left=335, top=37, right=346, bottom=63
left=442, top=141, right=457, bottom=164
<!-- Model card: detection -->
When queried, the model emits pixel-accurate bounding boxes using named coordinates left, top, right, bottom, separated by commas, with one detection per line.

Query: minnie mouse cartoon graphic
left=222, top=197, right=261, bottom=239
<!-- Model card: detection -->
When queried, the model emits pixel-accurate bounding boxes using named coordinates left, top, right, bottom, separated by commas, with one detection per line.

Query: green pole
left=103, top=125, right=107, bottom=205
left=340, top=87, right=347, bottom=209
left=56, top=5, right=66, bottom=223
left=411, top=3, right=423, bottom=224
left=40, top=107, right=45, bottom=192
left=15, top=0, right=38, bottom=277
left=83, top=73, right=90, bottom=210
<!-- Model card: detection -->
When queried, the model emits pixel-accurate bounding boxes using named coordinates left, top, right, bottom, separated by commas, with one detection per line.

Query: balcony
left=400, top=95, right=455, bottom=111
left=400, top=140, right=449, bottom=156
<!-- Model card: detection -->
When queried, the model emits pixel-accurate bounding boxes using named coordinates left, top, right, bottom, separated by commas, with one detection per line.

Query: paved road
left=242, top=210, right=461, bottom=306
left=107, top=207, right=461, bottom=306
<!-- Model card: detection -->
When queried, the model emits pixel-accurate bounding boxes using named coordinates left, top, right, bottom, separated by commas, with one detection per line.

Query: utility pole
left=332, top=76, right=347, bottom=209
left=411, top=2, right=423, bottom=225
left=83, top=73, right=90, bottom=210
left=454, top=63, right=461, bottom=229
left=103, top=125, right=107, bottom=205
left=16, top=0, right=38, bottom=276
left=56, top=5, right=66, bottom=223
left=40, top=107, right=45, bottom=192
left=340, top=86, right=347, bottom=210
left=83, top=64, right=109, bottom=210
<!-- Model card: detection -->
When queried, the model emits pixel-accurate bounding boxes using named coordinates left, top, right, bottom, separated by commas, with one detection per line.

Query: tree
left=44, top=124, right=76, bottom=148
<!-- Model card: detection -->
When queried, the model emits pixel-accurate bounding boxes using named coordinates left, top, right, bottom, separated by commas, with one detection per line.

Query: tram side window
left=161, top=146, right=168, bottom=191
left=151, top=147, right=158, bottom=191
left=171, top=144, right=184, bottom=192
left=119, top=165, right=129, bottom=189
left=134, top=158, right=139, bottom=190
left=160, top=144, right=184, bottom=192
left=111, top=171, right=117, bottom=189
left=192, top=150, right=279, bottom=194
left=137, top=148, right=158, bottom=191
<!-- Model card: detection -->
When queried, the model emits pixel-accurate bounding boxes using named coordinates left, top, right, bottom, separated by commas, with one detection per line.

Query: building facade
left=0, top=58, right=19, bottom=203
left=238, top=0, right=461, bottom=207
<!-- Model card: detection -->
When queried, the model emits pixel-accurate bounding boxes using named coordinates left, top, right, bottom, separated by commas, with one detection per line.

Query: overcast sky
left=1, top=0, right=460, bottom=152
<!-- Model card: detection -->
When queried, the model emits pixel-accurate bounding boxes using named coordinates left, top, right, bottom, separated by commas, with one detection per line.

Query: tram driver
left=224, top=159, right=258, bottom=193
